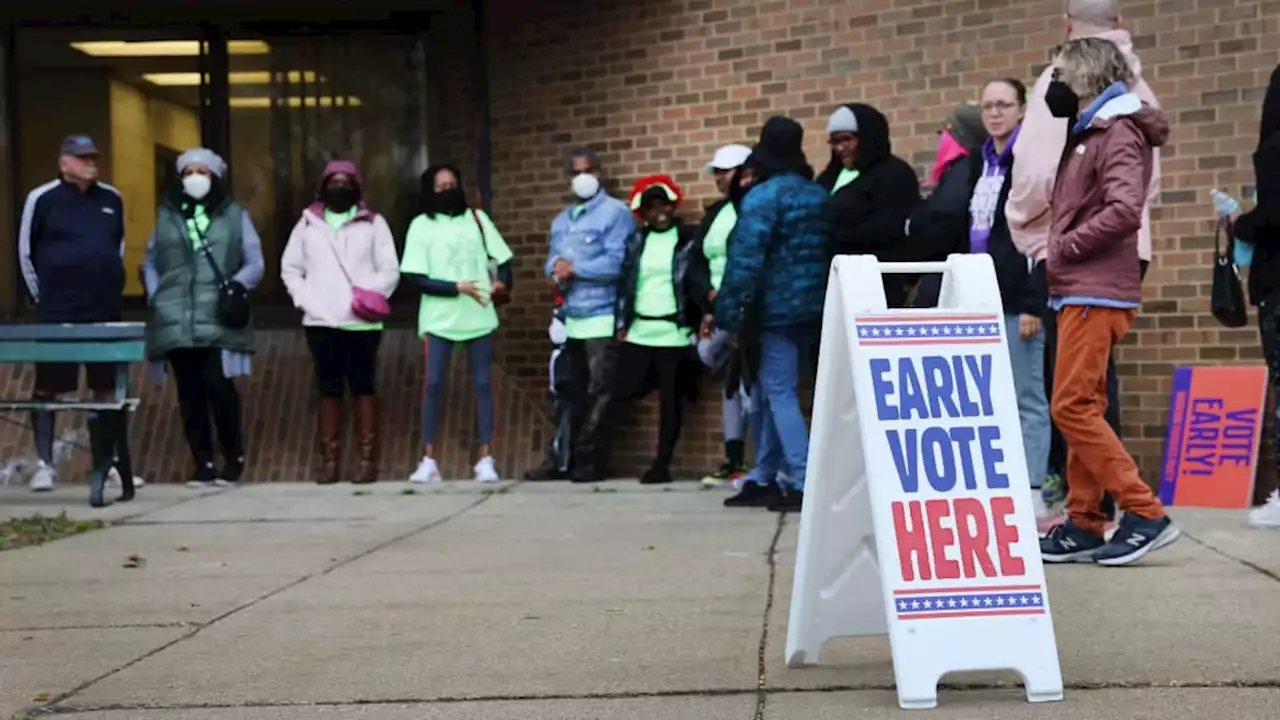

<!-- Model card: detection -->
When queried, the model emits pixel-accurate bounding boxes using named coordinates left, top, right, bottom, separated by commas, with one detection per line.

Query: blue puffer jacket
left=715, top=173, right=831, bottom=333
left=545, top=191, right=635, bottom=320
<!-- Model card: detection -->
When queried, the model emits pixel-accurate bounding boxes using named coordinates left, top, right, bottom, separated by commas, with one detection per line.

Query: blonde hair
left=1054, top=37, right=1134, bottom=98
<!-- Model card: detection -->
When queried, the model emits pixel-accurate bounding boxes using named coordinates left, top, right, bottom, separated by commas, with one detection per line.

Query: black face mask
left=1045, top=80, right=1080, bottom=120
left=434, top=187, right=467, bottom=216
left=324, top=186, right=357, bottom=213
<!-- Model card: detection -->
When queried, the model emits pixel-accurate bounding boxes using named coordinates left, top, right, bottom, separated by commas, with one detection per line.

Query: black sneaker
left=769, top=489, right=804, bottom=513
left=1095, top=514, right=1181, bottom=567
left=185, top=462, right=218, bottom=489
left=217, top=455, right=245, bottom=487
left=640, top=466, right=673, bottom=485
left=1039, top=519, right=1105, bottom=563
left=724, top=480, right=783, bottom=508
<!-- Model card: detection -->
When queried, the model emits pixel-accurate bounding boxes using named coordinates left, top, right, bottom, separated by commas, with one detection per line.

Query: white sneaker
left=106, top=467, right=146, bottom=490
left=409, top=457, right=443, bottom=484
left=474, top=456, right=500, bottom=483
left=29, top=462, right=55, bottom=492
left=1249, top=490, right=1280, bottom=529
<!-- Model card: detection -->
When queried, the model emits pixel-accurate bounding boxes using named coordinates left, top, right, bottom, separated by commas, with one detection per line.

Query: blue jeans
left=744, top=325, right=817, bottom=491
left=1005, top=314, right=1050, bottom=488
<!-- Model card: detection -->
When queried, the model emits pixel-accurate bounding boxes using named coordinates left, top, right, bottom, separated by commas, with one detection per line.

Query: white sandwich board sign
left=784, top=254, right=1063, bottom=710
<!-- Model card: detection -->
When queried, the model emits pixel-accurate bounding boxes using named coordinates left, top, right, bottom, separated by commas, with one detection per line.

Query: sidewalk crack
left=753, top=512, right=786, bottom=720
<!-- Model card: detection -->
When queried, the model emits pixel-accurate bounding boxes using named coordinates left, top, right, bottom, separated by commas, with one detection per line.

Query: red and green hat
left=627, top=174, right=683, bottom=216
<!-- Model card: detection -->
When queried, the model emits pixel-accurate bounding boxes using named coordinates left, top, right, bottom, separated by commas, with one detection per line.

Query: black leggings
left=616, top=343, right=687, bottom=470
left=167, top=348, right=242, bottom=467
left=306, top=327, right=382, bottom=397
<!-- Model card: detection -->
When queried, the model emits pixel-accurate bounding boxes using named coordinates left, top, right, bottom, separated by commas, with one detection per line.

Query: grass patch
left=0, top=512, right=106, bottom=552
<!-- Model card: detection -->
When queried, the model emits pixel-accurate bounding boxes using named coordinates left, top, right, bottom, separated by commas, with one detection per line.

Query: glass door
left=225, top=23, right=435, bottom=302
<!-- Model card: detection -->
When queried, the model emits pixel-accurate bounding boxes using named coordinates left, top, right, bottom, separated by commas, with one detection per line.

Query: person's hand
left=552, top=259, right=574, bottom=282
left=708, top=289, right=717, bottom=304
left=616, top=330, right=627, bottom=342
left=457, top=281, right=489, bottom=306
left=1018, top=313, right=1041, bottom=340
left=699, top=314, right=715, bottom=339
left=492, top=280, right=508, bottom=295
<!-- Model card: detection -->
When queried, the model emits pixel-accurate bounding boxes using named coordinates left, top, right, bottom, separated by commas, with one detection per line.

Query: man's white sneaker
left=409, top=457, right=443, bottom=484
left=29, top=462, right=55, bottom=492
left=106, top=467, right=146, bottom=490
left=1249, top=490, right=1280, bottom=529
left=474, top=456, right=500, bottom=483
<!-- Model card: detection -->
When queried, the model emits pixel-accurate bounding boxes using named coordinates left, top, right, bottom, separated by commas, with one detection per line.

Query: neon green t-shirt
left=565, top=314, right=615, bottom=340
left=627, top=227, right=691, bottom=348
left=831, top=167, right=860, bottom=195
left=703, top=203, right=737, bottom=292
left=325, top=207, right=382, bottom=332
left=400, top=210, right=514, bottom=342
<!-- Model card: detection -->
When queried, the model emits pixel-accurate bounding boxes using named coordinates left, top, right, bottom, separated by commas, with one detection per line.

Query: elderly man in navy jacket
left=17, top=135, right=131, bottom=493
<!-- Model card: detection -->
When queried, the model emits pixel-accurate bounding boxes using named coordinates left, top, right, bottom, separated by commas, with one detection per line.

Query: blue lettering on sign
left=872, top=354, right=1009, bottom=494
left=871, top=355, right=994, bottom=421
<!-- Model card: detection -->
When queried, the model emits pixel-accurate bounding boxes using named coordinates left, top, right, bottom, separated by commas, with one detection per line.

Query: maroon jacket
left=1046, top=95, right=1170, bottom=303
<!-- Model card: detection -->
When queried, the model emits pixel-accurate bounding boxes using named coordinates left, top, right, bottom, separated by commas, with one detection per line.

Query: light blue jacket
left=546, top=191, right=634, bottom=319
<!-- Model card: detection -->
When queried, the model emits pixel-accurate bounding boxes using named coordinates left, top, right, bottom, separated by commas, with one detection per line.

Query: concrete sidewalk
left=1, top=481, right=1278, bottom=719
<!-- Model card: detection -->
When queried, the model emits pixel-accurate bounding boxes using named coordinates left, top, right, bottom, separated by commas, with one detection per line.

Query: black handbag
left=1211, top=216, right=1248, bottom=328
left=194, top=230, right=251, bottom=330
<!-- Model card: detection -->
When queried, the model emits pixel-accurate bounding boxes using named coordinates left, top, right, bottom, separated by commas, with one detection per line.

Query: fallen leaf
left=175, top=546, right=190, bottom=552
left=122, top=554, right=146, bottom=569
left=31, top=691, right=51, bottom=702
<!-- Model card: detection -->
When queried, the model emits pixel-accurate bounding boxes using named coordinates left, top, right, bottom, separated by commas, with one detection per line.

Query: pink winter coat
left=281, top=204, right=400, bottom=328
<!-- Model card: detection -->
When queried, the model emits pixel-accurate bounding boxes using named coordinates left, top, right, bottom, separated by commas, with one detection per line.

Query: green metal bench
left=0, top=322, right=145, bottom=507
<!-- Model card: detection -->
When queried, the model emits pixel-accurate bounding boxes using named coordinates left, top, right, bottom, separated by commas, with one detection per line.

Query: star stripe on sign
left=856, top=322, right=1002, bottom=341
left=891, top=590, right=1047, bottom=621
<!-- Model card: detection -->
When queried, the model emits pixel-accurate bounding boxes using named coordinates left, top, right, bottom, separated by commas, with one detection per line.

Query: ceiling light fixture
left=142, top=71, right=324, bottom=86
left=229, top=96, right=364, bottom=109
left=70, top=40, right=271, bottom=57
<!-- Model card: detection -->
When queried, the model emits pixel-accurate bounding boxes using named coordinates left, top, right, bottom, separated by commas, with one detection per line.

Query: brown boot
left=354, top=395, right=379, bottom=484
left=317, top=396, right=343, bottom=485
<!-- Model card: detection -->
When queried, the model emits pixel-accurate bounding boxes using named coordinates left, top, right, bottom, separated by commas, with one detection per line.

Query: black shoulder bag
left=193, top=225, right=251, bottom=330
left=1211, top=216, right=1248, bottom=328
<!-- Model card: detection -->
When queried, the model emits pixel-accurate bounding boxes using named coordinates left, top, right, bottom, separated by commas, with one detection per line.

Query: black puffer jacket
left=906, top=154, right=978, bottom=306
left=1238, top=64, right=1280, bottom=306
left=615, top=221, right=710, bottom=333
left=816, top=103, right=921, bottom=307
left=913, top=149, right=1047, bottom=316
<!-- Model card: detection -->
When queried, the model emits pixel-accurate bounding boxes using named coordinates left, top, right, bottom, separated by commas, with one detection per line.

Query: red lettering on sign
left=924, top=499, right=961, bottom=580
left=892, top=501, right=932, bottom=582
left=990, top=496, right=1025, bottom=577
left=892, top=496, right=1026, bottom=582
left=953, top=498, right=997, bottom=578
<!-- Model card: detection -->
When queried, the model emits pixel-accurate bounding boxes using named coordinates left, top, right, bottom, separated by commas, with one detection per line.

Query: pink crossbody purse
left=323, top=221, right=391, bottom=322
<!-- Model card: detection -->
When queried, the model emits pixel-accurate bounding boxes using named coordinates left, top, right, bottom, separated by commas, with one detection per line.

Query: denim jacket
left=546, top=191, right=634, bottom=319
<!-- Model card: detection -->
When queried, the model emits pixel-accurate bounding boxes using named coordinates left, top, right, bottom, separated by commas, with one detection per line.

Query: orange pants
left=1051, top=306, right=1165, bottom=535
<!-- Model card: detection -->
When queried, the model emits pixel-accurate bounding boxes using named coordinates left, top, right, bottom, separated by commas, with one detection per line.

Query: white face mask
left=182, top=174, right=212, bottom=200
left=571, top=172, right=600, bottom=201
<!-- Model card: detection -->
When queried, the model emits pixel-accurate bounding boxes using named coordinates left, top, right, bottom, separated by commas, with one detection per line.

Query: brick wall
left=0, top=329, right=553, bottom=483
left=9, top=0, right=1277, bottom=488
left=464, top=0, right=1280, bottom=491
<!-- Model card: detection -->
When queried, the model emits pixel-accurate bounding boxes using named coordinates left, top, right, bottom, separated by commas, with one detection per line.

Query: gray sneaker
left=1094, top=514, right=1181, bottom=567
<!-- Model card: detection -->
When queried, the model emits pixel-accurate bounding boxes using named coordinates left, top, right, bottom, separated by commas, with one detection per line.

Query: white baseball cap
left=705, top=144, right=752, bottom=173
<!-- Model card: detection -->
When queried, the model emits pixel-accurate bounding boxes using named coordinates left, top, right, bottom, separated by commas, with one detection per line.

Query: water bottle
left=1210, top=189, right=1252, bottom=266
left=1210, top=188, right=1239, bottom=217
